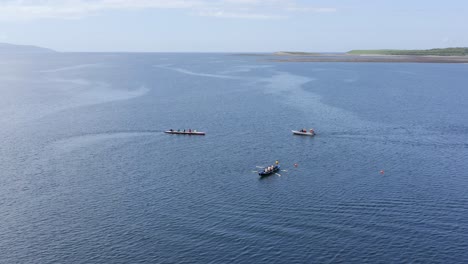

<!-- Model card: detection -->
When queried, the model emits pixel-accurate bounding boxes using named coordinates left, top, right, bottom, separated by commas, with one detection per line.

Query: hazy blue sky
left=0, top=0, right=467, bottom=52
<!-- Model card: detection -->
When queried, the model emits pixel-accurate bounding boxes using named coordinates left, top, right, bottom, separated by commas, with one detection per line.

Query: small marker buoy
left=294, top=163, right=298, bottom=168
left=380, top=170, right=385, bottom=175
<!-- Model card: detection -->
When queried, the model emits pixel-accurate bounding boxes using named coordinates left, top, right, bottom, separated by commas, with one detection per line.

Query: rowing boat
left=258, top=165, right=280, bottom=176
left=164, top=131, right=205, bottom=135
left=292, top=130, right=315, bottom=136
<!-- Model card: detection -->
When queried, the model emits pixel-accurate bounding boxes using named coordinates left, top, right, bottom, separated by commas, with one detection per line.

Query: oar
left=281, top=170, right=288, bottom=172
left=256, top=166, right=264, bottom=168
left=275, top=173, right=282, bottom=177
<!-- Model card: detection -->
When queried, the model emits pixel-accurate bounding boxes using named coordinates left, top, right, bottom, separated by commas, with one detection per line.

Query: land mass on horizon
left=268, top=47, right=468, bottom=63
left=274, top=47, right=468, bottom=57
left=0, top=43, right=56, bottom=54
left=347, top=47, right=468, bottom=56
left=2, top=43, right=468, bottom=63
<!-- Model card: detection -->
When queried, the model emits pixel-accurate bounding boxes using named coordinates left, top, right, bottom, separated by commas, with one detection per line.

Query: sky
left=0, top=0, right=467, bottom=52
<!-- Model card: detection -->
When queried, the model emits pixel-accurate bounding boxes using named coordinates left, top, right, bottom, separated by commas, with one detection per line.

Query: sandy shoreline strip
left=235, top=53, right=468, bottom=63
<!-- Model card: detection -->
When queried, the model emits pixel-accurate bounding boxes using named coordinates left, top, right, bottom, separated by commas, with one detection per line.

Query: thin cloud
left=0, top=0, right=336, bottom=20
left=286, top=7, right=337, bottom=13
left=0, top=0, right=203, bottom=20
left=197, top=10, right=285, bottom=20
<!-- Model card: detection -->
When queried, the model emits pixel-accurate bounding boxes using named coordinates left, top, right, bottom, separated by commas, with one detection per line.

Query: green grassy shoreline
left=347, top=47, right=468, bottom=56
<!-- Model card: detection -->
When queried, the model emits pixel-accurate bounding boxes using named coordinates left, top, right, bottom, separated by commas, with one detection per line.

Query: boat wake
left=258, top=71, right=375, bottom=130
left=40, top=63, right=106, bottom=73
left=0, top=76, right=150, bottom=124
left=48, top=130, right=164, bottom=153
left=154, top=65, right=239, bottom=79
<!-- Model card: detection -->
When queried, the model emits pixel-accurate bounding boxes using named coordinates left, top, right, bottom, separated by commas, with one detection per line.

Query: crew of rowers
left=169, top=129, right=197, bottom=133
left=299, top=128, right=315, bottom=134
left=264, top=160, right=280, bottom=173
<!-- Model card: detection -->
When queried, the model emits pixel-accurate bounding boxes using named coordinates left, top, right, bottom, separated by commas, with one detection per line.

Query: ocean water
left=1, top=53, right=468, bottom=263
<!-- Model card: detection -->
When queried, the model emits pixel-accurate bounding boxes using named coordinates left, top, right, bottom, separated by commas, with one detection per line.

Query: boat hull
left=292, top=130, right=315, bottom=136
left=164, top=131, right=205, bottom=135
left=258, top=165, right=280, bottom=176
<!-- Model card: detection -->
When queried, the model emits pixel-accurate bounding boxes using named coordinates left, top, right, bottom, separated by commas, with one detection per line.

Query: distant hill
left=0, top=43, right=56, bottom=54
left=347, top=47, right=468, bottom=56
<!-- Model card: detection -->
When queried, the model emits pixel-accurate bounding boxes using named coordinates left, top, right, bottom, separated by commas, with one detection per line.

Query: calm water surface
left=1, top=53, right=468, bottom=263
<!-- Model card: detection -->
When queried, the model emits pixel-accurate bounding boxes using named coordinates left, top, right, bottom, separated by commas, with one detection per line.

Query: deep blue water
left=1, top=53, right=468, bottom=263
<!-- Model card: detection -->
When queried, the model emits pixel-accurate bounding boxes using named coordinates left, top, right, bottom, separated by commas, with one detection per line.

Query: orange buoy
left=380, top=170, right=385, bottom=175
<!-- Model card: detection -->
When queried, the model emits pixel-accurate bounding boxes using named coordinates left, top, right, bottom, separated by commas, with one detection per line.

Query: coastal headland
left=237, top=48, right=468, bottom=63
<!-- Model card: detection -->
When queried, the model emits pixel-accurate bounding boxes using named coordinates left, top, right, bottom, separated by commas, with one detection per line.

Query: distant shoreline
left=235, top=52, right=468, bottom=63
left=246, top=48, right=468, bottom=63
left=271, top=54, right=468, bottom=63
left=348, top=47, right=468, bottom=56
left=0, top=43, right=56, bottom=54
